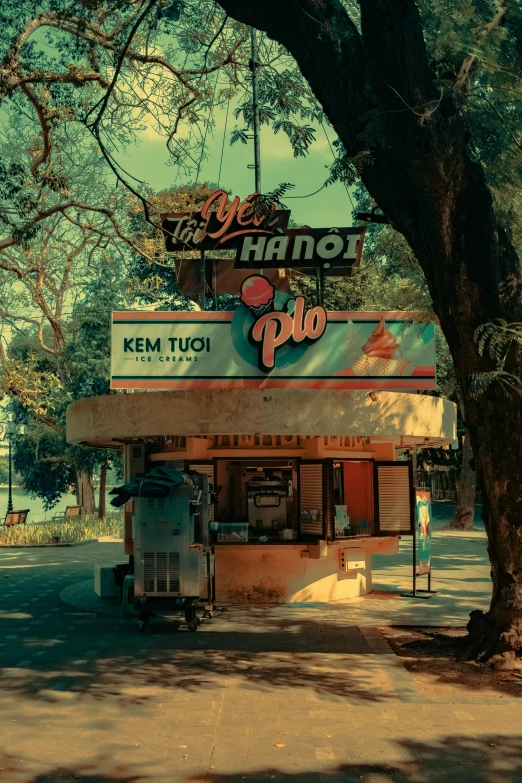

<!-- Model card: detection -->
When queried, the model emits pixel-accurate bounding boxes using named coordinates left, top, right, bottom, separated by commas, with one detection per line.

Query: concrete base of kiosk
left=214, top=536, right=399, bottom=603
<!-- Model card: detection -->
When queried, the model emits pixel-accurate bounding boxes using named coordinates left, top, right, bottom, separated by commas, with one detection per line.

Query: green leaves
left=249, top=182, right=295, bottom=219
left=474, top=319, right=522, bottom=362
left=469, top=370, right=522, bottom=398
left=229, top=127, right=249, bottom=145
left=326, top=142, right=373, bottom=188
left=272, top=120, right=316, bottom=157
left=470, top=320, right=522, bottom=398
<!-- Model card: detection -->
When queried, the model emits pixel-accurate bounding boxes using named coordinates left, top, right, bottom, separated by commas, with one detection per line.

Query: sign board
left=161, top=190, right=365, bottom=275
left=175, top=258, right=292, bottom=296
left=416, top=490, right=432, bottom=575
left=162, top=190, right=290, bottom=252
left=111, top=282, right=436, bottom=390
left=233, top=227, right=365, bottom=271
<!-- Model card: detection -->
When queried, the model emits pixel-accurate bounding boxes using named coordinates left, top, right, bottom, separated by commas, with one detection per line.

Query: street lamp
left=4, top=415, right=24, bottom=515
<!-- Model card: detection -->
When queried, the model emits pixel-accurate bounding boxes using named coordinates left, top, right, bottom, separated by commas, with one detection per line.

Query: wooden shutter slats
left=300, top=463, right=323, bottom=535
left=375, top=463, right=413, bottom=535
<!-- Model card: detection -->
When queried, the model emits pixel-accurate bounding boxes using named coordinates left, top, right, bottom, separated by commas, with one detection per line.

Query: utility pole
left=7, top=435, right=12, bottom=513
left=249, top=27, right=262, bottom=194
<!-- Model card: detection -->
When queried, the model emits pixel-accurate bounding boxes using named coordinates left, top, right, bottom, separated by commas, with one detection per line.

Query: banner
left=111, top=290, right=436, bottom=390
left=416, top=490, right=432, bottom=575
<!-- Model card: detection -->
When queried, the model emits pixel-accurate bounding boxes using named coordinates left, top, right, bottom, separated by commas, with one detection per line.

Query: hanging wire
left=194, top=70, right=220, bottom=188
left=283, top=124, right=355, bottom=204
left=286, top=182, right=327, bottom=199
left=320, top=121, right=355, bottom=211
left=217, top=90, right=231, bottom=188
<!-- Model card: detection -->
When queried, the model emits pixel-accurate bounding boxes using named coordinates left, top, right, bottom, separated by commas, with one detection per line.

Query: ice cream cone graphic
left=240, top=275, right=275, bottom=318
left=351, top=315, right=411, bottom=376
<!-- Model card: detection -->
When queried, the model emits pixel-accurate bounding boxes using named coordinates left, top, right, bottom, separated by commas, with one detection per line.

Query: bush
left=0, top=511, right=123, bottom=546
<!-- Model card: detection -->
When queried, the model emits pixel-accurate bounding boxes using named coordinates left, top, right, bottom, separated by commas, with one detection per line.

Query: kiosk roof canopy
left=66, top=388, right=456, bottom=449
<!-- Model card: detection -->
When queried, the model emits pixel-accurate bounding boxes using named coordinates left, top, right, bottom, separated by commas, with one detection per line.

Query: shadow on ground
left=2, top=734, right=522, bottom=782
left=0, top=611, right=401, bottom=704
left=0, top=608, right=520, bottom=706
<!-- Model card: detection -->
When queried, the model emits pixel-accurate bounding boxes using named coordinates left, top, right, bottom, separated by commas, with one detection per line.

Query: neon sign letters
left=161, top=189, right=365, bottom=274
left=162, top=190, right=289, bottom=252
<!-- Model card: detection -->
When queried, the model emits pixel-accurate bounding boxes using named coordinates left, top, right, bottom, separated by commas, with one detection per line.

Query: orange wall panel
left=342, top=461, right=374, bottom=524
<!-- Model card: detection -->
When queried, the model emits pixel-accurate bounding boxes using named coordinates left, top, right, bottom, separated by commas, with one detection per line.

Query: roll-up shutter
left=189, top=462, right=215, bottom=521
left=374, top=462, right=414, bottom=535
left=299, top=462, right=324, bottom=537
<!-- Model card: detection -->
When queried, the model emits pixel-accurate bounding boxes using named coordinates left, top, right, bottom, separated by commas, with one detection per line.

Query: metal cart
left=132, top=471, right=215, bottom=631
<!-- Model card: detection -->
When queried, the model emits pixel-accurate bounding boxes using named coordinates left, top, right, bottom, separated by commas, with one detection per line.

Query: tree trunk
left=76, top=470, right=95, bottom=516
left=98, top=463, right=107, bottom=520
left=447, top=436, right=476, bottom=531
left=218, top=0, right=522, bottom=663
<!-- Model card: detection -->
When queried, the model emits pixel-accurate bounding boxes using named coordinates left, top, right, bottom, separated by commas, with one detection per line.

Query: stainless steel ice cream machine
left=132, top=470, right=215, bottom=631
left=247, top=473, right=288, bottom=530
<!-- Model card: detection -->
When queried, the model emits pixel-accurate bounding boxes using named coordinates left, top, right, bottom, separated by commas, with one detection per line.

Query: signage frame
left=160, top=189, right=365, bottom=277
left=110, top=308, right=437, bottom=392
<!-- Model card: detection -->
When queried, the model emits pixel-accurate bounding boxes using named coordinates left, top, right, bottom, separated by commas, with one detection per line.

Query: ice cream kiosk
left=66, top=190, right=456, bottom=603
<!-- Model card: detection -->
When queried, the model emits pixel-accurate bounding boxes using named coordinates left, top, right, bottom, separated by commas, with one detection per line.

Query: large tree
left=4, top=260, right=124, bottom=513
left=215, top=0, right=522, bottom=664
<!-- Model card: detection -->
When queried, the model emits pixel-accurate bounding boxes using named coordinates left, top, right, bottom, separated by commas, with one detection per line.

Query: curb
left=0, top=539, right=98, bottom=549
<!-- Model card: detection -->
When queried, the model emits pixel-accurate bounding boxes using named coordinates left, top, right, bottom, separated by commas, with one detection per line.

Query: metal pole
left=7, top=436, right=13, bottom=513
left=212, top=259, right=218, bottom=311
left=250, top=27, right=261, bottom=194
left=200, top=250, right=206, bottom=311
left=412, top=505, right=417, bottom=597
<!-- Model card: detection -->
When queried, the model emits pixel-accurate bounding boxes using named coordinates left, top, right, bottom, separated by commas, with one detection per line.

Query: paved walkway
left=0, top=538, right=521, bottom=783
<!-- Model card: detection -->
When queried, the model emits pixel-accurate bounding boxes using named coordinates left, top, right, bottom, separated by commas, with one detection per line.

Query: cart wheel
left=185, top=600, right=204, bottom=627
left=136, top=620, right=146, bottom=632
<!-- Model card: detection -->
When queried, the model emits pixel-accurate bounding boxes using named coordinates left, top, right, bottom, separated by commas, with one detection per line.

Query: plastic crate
left=278, top=529, right=297, bottom=540
left=217, top=523, right=249, bottom=542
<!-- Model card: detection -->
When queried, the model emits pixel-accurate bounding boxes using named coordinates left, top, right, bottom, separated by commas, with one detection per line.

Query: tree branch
left=84, top=0, right=158, bottom=132
left=455, top=3, right=506, bottom=94
left=217, top=0, right=370, bottom=154
left=19, top=83, right=51, bottom=176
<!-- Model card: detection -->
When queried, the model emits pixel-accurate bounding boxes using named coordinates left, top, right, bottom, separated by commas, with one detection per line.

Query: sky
left=117, top=101, right=357, bottom=228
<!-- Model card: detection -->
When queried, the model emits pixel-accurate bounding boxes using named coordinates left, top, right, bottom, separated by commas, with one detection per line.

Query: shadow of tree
left=0, top=603, right=520, bottom=705
left=383, top=626, right=522, bottom=696
left=4, top=735, right=521, bottom=783
left=187, top=735, right=522, bottom=782
left=0, top=754, right=148, bottom=783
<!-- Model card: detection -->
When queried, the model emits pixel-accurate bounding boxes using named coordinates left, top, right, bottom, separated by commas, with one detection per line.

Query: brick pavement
left=0, top=542, right=521, bottom=783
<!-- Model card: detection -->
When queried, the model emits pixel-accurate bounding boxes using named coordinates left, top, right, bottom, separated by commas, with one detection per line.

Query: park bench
left=52, top=505, right=83, bottom=521
left=3, top=509, right=29, bottom=527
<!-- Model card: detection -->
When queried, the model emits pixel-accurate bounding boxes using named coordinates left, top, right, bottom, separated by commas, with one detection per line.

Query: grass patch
left=0, top=512, right=124, bottom=545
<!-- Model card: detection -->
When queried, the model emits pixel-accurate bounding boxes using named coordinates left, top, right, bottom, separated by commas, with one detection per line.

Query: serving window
left=189, top=456, right=413, bottom=544
left=331, top=459, right=414, bottom=539
left=214, top=458, right=299, bottom=542
left=332, top=459, right=375, bottom=538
